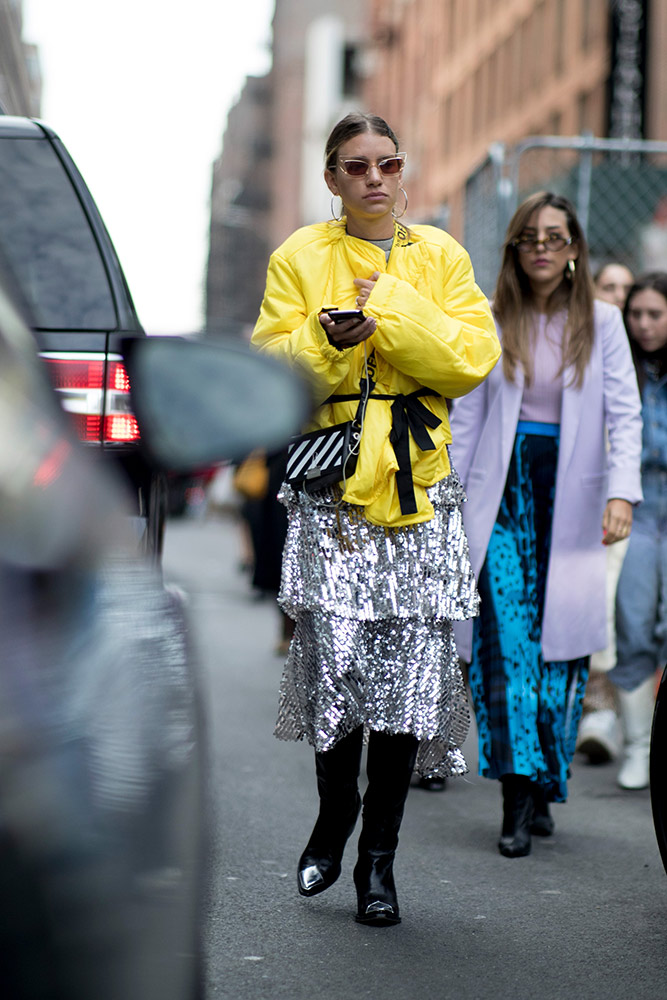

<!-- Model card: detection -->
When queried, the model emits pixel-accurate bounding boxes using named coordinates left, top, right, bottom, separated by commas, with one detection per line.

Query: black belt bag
left=285, top=353, right=375, bottom=494
left=285, top=419, right=361, bottom=491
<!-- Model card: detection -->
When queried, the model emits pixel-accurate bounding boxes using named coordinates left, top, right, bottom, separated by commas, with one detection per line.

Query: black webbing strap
left=324, top=385, right=442, bottom=515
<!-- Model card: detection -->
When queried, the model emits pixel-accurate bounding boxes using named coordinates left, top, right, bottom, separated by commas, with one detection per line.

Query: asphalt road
left=163, top=509, right=667, bottom=1000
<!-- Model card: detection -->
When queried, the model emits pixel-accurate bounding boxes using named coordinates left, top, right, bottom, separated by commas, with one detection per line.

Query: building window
left=554, top=0, right=566, bottom=75
left=488, top=50, right=499, bottom=124
left=534, top=1, right=546, bottom=87
left=581, top=0, right=592, bottom=50
left=342, top=44, right=359, bottom=98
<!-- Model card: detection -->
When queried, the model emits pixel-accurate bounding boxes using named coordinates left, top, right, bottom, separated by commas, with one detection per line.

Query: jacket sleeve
left=251, top=250, right=355, bottom=404
left=363, top=246, right=501, bottom=397
left=601, top=307, right=643, bottom=504
left=448, top=378, right=490, bottom=486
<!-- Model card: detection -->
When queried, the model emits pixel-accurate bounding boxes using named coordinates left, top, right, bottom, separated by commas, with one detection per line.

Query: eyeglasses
left=336, top=153, right=407, bottom=177
left=512, top=234, right=575, bottom=253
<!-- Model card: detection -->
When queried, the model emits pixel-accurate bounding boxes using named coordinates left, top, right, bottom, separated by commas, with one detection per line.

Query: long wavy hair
left=493, top=191, right=595, bottom=387
left=623, top=271, right=667, bottom=391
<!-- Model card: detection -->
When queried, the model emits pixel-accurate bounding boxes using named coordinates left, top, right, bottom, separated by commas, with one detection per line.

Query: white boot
left=576, top=709, right=622, bottom=764
left=617, top=676, right=656, bottom=790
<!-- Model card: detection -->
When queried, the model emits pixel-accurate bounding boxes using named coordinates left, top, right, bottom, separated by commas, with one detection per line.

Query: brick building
left=206, top=0, right=667, bottom=330
left=363, top=0, right=667, bottom=238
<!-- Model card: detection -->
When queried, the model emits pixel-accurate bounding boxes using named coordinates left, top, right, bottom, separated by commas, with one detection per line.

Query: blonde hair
left=493, top=191, right=595, bottom=388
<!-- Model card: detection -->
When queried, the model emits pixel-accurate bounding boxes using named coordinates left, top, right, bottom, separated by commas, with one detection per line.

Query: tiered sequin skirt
left=275, top=470, right=478, bottom=777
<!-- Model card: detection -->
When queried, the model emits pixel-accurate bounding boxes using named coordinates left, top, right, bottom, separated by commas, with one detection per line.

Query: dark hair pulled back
left=325, top=112, right=399, bottom=171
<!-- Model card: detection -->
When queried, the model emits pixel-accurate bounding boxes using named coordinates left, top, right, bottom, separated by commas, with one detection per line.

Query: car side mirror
left=123, top=336, right=310, bottom=471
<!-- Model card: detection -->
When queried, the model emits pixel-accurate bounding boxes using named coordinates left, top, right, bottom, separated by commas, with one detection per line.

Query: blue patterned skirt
left=468, top=425, right=588, bottom=802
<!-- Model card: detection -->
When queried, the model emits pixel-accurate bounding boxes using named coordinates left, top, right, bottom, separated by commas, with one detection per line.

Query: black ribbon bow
left=389, top=390, right=441, bottom=515
left=324, top=382, right=442, bottom=516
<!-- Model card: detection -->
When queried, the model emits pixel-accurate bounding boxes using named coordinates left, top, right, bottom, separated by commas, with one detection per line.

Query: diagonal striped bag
left=286, top=347, right=374, bottom=494
left=285, top=419, right=361, bottom=491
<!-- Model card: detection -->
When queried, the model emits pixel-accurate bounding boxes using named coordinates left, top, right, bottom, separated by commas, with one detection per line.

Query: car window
left=0, top=137, right=117, bottom=331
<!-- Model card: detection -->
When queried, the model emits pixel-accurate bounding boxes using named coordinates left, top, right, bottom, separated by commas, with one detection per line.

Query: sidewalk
left=163, top=510, right=667, bottom=1000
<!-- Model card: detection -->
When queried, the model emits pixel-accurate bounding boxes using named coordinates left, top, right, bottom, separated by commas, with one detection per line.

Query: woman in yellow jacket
left=252, top=112, right=500, bottom=926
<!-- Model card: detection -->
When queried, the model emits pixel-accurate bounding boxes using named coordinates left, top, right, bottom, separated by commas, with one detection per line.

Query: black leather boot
left=297, top=727, right=363, bottom=896
left=498, top=774, right=534, bottom=858
left=530, top=783, right=555, bottom=837
left=354, top=731, right=419, bottom=926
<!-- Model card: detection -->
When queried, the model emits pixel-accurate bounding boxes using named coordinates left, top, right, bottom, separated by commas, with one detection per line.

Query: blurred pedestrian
left=593, top=262, right=634, bottom=310
left=252, top=111, right=500, bottom=924
left=610, top=272, right=667, bottom=789
left=450, top=192, right=642, bottom=858
left=575, top=261, right=635, bottom=765
left=232, top=448, right=268, bottom=574
left=233, top=449, right=293, bottom=654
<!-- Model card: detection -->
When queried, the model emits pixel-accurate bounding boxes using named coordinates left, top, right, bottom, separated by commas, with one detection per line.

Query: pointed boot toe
left=498, top=832, right=532, bottom=857
left=297, top=857, right=340, bottom=897
left=355, top=898, right=401, bottom=926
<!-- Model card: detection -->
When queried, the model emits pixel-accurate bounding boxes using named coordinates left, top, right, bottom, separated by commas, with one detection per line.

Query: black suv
left=0, top=114, right=165, bottom=557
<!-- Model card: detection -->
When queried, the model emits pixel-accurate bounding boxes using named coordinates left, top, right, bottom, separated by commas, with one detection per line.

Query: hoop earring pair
left=392, top=187, right=408, bottom=219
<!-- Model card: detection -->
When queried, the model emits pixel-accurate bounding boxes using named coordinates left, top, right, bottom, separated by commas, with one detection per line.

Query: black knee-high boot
left=498, top=774, right=534, bottom=857
left=297, top=726, right=364, bottom=896
left=354, top=731, right=419, bottom=926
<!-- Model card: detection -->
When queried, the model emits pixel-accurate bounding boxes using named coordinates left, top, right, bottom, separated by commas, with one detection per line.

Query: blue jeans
left=611, top=469, right=667, bottom=691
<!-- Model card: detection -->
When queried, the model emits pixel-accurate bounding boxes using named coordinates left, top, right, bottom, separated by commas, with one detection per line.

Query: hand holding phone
left=319, top=307, right=376, bottom=350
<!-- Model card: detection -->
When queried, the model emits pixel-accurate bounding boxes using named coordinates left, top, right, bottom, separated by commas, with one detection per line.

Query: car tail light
left=41, top=352, right=140, bottom=444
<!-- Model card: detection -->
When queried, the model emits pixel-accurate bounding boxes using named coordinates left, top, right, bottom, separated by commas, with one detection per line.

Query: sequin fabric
left=275, top=470, right=478, bottom=777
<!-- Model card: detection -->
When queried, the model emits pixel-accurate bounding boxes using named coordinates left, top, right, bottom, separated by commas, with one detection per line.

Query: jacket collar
left=329, top=219, right=413, bottom=247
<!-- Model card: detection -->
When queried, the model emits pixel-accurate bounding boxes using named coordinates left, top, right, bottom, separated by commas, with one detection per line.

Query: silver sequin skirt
left=275, top=469, right=478, bottom=777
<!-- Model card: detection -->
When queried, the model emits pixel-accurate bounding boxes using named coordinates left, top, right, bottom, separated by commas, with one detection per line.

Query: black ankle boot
left=297, top=727, right=363, bottom=897
left=354, top=849, right=400, bottom=925
left=530, top=783, right=555, bottom=837
left=354, top=731, right=419, bottom=926
left=498, top=775, right=533, bottom=858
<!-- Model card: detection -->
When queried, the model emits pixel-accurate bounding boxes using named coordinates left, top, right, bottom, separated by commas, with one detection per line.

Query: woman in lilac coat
left=450, top=192, right=642, bottom=858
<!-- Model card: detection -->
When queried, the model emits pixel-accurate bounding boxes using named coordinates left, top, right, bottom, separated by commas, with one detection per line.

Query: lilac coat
left=450, top=300, right=643, bottom=663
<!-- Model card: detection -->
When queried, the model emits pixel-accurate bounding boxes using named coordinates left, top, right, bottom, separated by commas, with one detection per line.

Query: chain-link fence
left=464, top=135, right=667, bottom=298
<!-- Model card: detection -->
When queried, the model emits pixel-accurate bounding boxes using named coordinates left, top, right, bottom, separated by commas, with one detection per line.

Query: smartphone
left=328, top=309, right=365, bottom=324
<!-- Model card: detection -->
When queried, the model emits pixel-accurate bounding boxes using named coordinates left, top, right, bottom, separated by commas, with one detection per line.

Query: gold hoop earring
left=330, top=195, right=343, bottom=222
left=567, top=259, right=576, bottom=278
left=392, top=187, right=408, bottom=219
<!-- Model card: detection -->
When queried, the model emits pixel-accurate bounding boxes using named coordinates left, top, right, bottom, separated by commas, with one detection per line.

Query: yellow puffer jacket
left=252, top=219, right=501, bottom=528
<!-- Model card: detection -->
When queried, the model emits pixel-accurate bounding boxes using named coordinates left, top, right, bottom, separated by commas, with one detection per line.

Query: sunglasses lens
left=343, top=160, right=368, bottom=176
left=379, top=158, right=403, bottom=174
left=340, top=156, right=405, bottom=176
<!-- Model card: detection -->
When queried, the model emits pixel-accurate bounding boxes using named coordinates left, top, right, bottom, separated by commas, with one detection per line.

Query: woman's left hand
left=602, top=498, right=633, bottom=545
left=353, top=272, right=380, bottom=309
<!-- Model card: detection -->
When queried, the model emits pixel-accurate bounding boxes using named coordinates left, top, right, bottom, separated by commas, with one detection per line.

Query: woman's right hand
left=319, top=311, right=376, bottom=350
